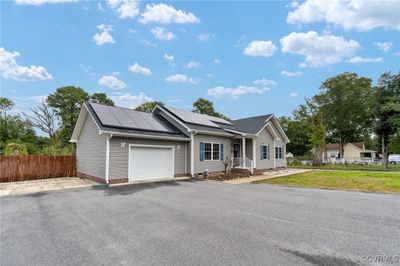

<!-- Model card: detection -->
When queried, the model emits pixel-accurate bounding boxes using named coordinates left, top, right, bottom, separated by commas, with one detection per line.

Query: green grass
left=288, top=163, right=400, bottom=172
left=256, top=170, right=400, bottom=193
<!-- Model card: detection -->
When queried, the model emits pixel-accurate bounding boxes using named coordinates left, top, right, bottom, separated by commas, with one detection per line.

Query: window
left=203, top=142, right=220, bottom=161
left=275, top=147, right=282, bottom=159
left=212, top=143, right=220, bottom=160
left=204, top=143, right=212, bottom=160
left=261, top=145, right=270, bottom=160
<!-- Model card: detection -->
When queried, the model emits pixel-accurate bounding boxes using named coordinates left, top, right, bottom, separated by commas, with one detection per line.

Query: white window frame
left=275, top=146, right=283, bottom=159
left=203, top=142, right=221, bottom=161
left=261, top=145, right=268, bottom=160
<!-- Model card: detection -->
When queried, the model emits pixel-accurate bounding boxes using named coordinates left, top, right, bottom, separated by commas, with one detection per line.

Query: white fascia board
left=100, top=130, right=190, bottom=141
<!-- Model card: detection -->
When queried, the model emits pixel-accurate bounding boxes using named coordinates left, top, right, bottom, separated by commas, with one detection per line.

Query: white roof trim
left=100, top=130, right=190, bottom=141
left=70, top=103, right=101, bottom=142
left=256, top=115, right=289, bottom=143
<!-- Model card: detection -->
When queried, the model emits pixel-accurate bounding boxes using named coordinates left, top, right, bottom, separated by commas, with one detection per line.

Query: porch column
left=242, top=137, right=246, bottom=160
left=253, top=138, right=256, bottom=168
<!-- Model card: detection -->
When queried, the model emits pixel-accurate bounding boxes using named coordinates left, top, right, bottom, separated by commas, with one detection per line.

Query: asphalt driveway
left=1, top=180, right=399, bottom=266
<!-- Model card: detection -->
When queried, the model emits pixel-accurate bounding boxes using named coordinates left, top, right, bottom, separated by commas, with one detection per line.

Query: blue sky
left=1, top=0, right=399, bottom=120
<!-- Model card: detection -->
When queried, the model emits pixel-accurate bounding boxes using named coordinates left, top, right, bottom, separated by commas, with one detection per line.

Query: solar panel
left=90, top=102, right=177, bottom=133
left=165, top=106, right=233, bottom=127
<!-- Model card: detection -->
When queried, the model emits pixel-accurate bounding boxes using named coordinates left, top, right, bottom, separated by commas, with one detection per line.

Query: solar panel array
left=90, top=103, right=176, bottom=133
left=165, top=106, right=233, bottom=127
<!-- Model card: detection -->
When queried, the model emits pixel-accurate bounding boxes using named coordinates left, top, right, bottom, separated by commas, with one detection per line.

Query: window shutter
left=260, top=145, right=263, bottom=160
left=220, top=143, right=224, bottom=161
left=282, top=146, right=285, bottom=158
left=200, top=142, right=204, bottom=161
left=267, top=145, right=270, bottom=160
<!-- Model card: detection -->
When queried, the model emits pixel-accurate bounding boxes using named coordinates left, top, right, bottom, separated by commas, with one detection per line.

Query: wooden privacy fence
left=0, top=155, right=76, bottom=182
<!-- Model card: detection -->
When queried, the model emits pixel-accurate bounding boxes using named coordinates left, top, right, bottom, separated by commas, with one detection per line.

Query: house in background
left=324, top=142, right=377, bottom=162
left=71, top=102, right=289, bottom=184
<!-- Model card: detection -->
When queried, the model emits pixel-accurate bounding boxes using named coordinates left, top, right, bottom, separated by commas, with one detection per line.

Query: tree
left=192, top=98, right=230, bottom=120
left=310, top=111, right=326, bottom=166
left=134, top=101, right=163, bottom=112
left=279, top=115, right=312, bottom=156
left=375, top=71, right=400, bottom=169
left=0, top=97, right=15, bottom=142
left=90, top=93, right=114, bottom=106
left=0, top=97, right=14, bottom=119
left=23, top=101, right=59, bottom=142
left=315, top=72, right=374, bottom=158
left=47, top=86, right=89, bottom=143
left=4, top=142, right=28, bottom=156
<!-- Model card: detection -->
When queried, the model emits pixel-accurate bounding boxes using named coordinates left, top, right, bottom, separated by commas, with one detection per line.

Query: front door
left=233, top=144, right=240, bottom=158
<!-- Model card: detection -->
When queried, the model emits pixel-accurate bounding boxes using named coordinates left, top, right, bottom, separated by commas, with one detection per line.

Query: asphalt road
left=1, top=180, right=399, bottom=266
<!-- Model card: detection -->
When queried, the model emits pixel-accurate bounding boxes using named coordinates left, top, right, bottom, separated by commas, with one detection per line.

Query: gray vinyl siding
left=245, top=139, right=253, bottom=160
left=255, top=123, right=287, bottom=169
left=76, top=114, right=106, bottom=179
left=109, top=137, right=188, bottom=179
left=275, top=138, right=286, bottom=167
left=255, top=127, right=275, bottom=170
left=193, top=134, right=232, bottom=173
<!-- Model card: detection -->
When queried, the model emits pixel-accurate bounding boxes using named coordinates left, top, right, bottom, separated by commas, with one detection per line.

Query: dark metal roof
left=86, top=102, right=188, bottom=139
left=232, top=114, right=273, bottom=134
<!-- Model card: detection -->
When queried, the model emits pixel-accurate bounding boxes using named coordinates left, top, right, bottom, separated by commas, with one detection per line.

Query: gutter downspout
left=273, top=138, right=276, bottom=170
left=190, top=130, right=197, bottom=177
left=105, top=134, right=113, bottom=184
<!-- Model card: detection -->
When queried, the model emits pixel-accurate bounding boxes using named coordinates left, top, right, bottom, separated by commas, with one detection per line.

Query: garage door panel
left=129, top=146, right=174, bottom=181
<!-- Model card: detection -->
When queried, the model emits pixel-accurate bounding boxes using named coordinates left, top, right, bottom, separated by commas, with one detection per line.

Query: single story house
left=324, top=142, right=377, bottom=162
left=71, top=102, right=290, bottom=183
left=286, top=152, right=294, bottom=163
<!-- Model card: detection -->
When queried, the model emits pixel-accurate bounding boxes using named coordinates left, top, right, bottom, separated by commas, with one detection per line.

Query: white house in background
left=324, top=142, right=377, bottom=162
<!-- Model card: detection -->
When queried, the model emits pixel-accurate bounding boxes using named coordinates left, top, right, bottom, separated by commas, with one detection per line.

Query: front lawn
left=256, top=170, right=400, bottom=193
left=288, top=163, right=400, bottom=172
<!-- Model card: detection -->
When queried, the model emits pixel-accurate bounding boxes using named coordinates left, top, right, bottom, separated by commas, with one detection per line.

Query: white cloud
left=139, top=4, right=200, bottom=24
left=93, top=24, right=115, bottom=45
left=129, top=63, right=152, bottom=76
left=150, top=27, right=175, bottom=41
left=98, top=74, right=127, bottom=89
left=165, top=74, right=197, bottom=84
left=253, top=78, right=277, bottom=87
left=16, top=0, right=76, bottom=5
left=28, top=95, right=48, bottom=103
left=110, top=92, right=153, bottom=108
left=164, top=53, right=174, bottom=61
left=208, top=85, right=268, bottom=99
left=107, top=0, right=139, bottom=18
left=214, top=59, right=221, bottom=64
left=374, top=42, right=392, bottom=52
left=287, top=0, right=400, bottom=31
left=142, top=39, right=157, bottom=47
left=348, top=56, right=383, bottom=64
left=243, top=40, right=277, bottom=57
left=394, top=51, right=400, bottom=56
left=186, top=61, right=201, bottom=68
left=280, top=31, right=360, bottom=67
left=289, top=92, right=299, bottom=98
left=196, top=33, right=213, bottom=42
left=0, top=47, right=53, bottom=81
left=281, top=70, right=302, bottom=77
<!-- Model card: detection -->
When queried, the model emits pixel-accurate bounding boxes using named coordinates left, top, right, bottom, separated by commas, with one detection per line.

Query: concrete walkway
left=225, top=168, right=312, bottom=184
left=0, top=177, right=94, bottom=197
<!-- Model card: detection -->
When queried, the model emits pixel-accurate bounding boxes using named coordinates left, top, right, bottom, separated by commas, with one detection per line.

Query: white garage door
left=129, top=146, right=174, bottom=181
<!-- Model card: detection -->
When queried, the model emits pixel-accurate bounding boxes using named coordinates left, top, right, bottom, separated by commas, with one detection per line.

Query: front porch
left=231, top=137, right=256, bottom=174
